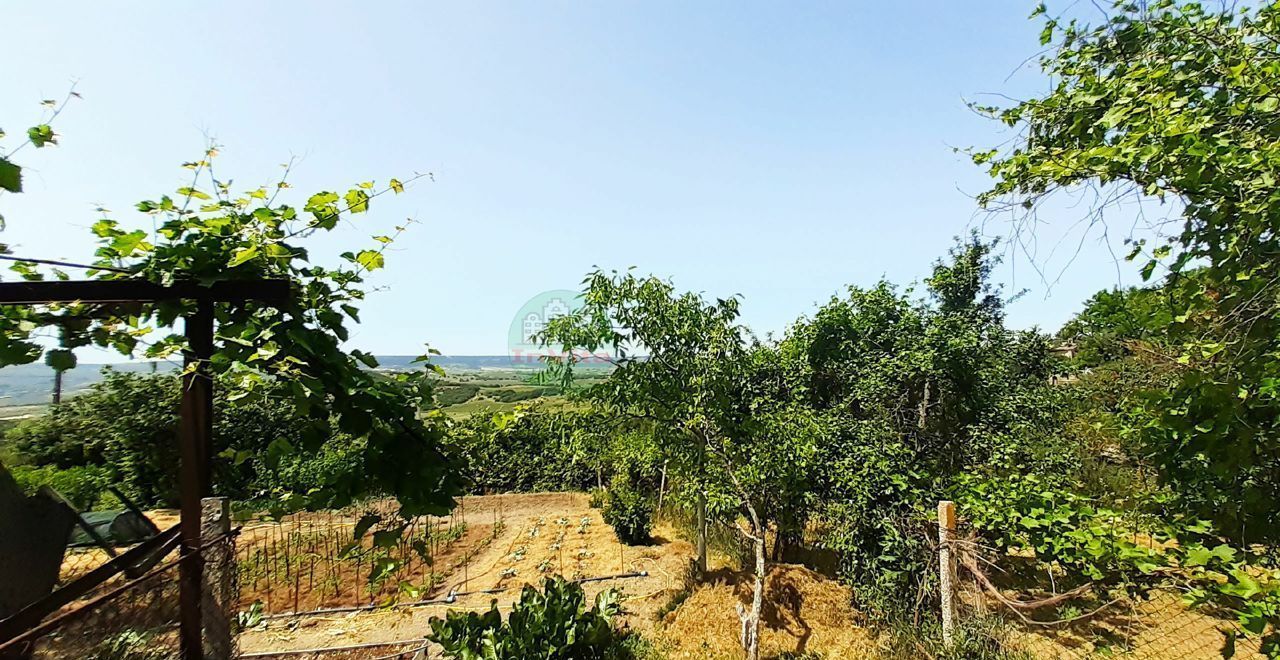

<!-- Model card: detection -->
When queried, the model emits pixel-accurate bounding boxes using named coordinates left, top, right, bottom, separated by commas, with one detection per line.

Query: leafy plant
left=435, top=384, right=480, bottom=406
left=85, top=630, right=168, bottom=660
left=973, top=1, right=1280, bottom=649
left=974, top=0, right=1280, bottom=546
left=8, top=463, right=110, bottom=510
left=428, top=577, right=626, bottom=659
left=3, top=369, right=365, bottom=506
left=1, top=121, right=463, bottom=518
left=602, top=477, right=654, bottom=545
left=588, top=487, right=607, bottom=509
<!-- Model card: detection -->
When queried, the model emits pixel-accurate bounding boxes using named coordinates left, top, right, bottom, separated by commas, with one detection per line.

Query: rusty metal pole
left=179, top=298, right=214, bottom=659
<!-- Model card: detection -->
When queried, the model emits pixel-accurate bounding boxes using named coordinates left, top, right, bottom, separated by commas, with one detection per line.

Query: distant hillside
left=0, top=362, right=174, bottom=407
left=0, top=355, right=608, bottom=408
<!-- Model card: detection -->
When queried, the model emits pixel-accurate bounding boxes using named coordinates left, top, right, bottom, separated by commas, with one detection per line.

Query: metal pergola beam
left=0, top=278, right=290, bottom=660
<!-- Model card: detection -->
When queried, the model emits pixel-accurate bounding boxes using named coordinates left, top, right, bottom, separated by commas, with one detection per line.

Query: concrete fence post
left=201, top=497, right=232, bottom=660
left=938, top=500, right=957, bottom=647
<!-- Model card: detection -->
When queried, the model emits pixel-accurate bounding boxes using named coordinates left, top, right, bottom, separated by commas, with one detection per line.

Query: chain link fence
left=938, top=503, right=1265, bottom=659
left=0, top=528, right=237, bottom=660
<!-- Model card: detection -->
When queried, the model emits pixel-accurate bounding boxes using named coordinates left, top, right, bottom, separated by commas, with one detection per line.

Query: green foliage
left=43, top=348, right=76, bottom=372
left=1057, top=286, right=1173, bottom=369
left=26, top=124, right=55, bottom=148
left=1, top=110, right=461, bottom=517
left=0, top=90, right=80, bottom=366
left=8, top=464, right=111, bottom=510
left=428, top=577, right=627, bottom=659
left=0, top=158, right=21, bottom=193
left=588, top=487, right=607, bottom=509
left=602, top=476, right=654, bottom=545
left=449, top=406, right=599, bottom=493
left=3, top=369, right=365, bottom=507
left=85, top=630, right=168, bottom=660
left=975, top=0, right=1280, bottom=546
left=537, top=269, right=769, bottom=547
left=957, top=473, right=1166, bottom=584
left=486, top=386, right=555, bottom=403
left=434, top=383, right=480, bottom=406
left=762, top=238, right=1063, bottom=613
left=449, top=405, right=658, bottom=495
left=976, top=3, right=1280, bottom=648
left=879, top=615, right=1031, bottom=660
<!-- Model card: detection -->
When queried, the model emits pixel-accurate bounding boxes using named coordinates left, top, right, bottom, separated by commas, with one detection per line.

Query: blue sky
left=2, top=2, right=1148, bottom=357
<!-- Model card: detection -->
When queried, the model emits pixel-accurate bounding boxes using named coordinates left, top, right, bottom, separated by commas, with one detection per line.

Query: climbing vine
left=0, top=95, right=462, bottom=517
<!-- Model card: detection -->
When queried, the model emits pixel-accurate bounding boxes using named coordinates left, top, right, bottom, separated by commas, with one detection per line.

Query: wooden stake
left=938, top=500, right=957, bottom=647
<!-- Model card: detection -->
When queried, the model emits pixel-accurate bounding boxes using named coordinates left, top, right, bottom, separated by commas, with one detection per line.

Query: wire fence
left=235, top=500, right=503, bottom=617
left=239, top=639, right=430, bottom=660
left=939, top=502, right=1266, bottom=659
left=0, top=533, right=237, bottom=660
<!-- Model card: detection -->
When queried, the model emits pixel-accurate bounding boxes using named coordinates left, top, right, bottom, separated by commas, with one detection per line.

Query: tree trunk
left=656, top=461, right=668, bottom=516
left=738, top=503, right=765, bottom=660
left=695, top=490, right=708, bottom=575
left=51, top=370, right=63, bottom=405
left=918, top=379, right=930, bottom=430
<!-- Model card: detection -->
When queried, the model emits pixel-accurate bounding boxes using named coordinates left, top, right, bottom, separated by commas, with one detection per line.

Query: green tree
left=538, top=271, right=774, bottom=659
left=770, top=238, right=1062, bottom=615
left=44, top=348, right=76, bottom=405
left=4, top=369, right=367, bottom=506
left=973, top=0, right=1280, bottom=545
left=1058, top=286, right=1174, bottom=368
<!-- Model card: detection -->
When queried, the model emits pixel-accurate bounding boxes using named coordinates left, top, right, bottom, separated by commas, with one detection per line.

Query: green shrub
left=588, top=487, right=607, bottom=509
left=85, top=630, right=169, bottom=660
left=602, top=478, right=653, bottom=545
left=434, top=384, right=480, bottom=406
left=448, top=408, right=602, bottom=493
left=428, top=576, right=627, bottom=659
left=487, top=386, right=553, bottom=403
left=2, top=369, right=349, bottom=507
left=9, top=464, right=110, bottom=510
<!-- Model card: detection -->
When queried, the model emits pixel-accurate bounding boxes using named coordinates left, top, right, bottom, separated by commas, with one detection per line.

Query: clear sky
left=2, top=2, right=1147, bottom=358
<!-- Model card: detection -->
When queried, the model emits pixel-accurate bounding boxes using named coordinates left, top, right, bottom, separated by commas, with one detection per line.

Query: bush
left=86, top=630, right=169, bottom=660
left=448, top=408, right=602, bottom=493
left=588, top=486, right=607, bottom=509
left=487, top=386, right=553, bottom=403
left=428, top=577, right=627, bottom=659
left=602, top=478, right=653, bottom=545
left=2, top=369, right=348, bottom=507
left=9, top=464, right=111, bottom=510
left=434, top=384, right=479, bottom=406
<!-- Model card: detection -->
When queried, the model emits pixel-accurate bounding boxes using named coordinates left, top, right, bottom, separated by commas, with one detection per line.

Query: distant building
left=1050, top=341, right=1078, bottom=360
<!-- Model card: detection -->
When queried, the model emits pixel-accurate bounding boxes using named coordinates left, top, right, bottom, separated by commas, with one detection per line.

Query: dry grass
left=660, top=563, right=879, bottom=659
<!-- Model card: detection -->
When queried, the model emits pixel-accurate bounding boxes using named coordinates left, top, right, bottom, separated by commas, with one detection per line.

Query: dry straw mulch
left=661, top=563, right=879, bottom=659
